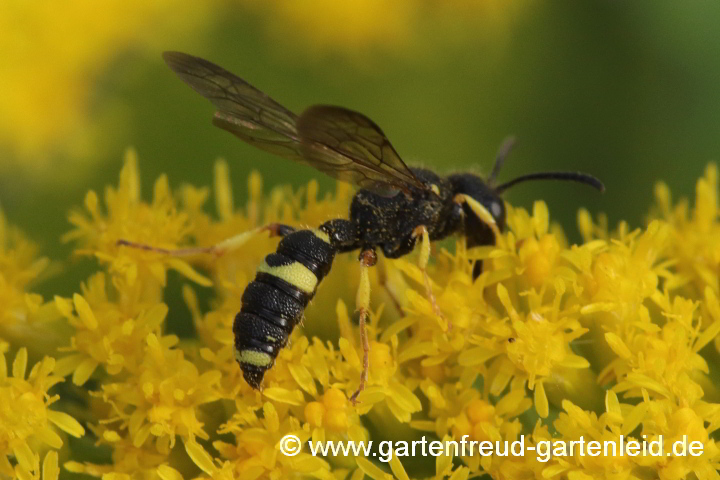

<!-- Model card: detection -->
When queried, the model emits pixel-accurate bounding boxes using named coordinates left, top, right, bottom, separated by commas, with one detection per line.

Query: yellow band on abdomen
left=257, top=260, right=318, bottom=293
left=235, top=349, right=273, bottom=367
left=311, top=228, right=331, bottom=244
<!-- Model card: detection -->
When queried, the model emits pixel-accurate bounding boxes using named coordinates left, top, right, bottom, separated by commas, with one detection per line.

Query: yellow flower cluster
left=1, top=151, right=719, bottom=480
left=0, top=348, right=85, bottom=480
left=0, top=209, right=59, bottom=354
left=0, top=205, right=84, bottom=480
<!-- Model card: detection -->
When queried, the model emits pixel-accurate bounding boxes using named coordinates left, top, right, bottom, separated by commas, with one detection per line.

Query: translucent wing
left=163, top=51, right=304, bottom=161
left=296, top=105, right=426, bottom=194
left=163, top=51, right=426, bottom=194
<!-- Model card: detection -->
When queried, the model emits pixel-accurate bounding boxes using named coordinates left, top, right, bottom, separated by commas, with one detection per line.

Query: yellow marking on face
left=430, top=184, right=440, bottom=195
left=257, top=261, right=318, bottom=293
left=311, top=228, right=331, bottom=244
left=236, top=349, right=273, bottom=367
left=266, top=336, right=276, bottom=342
left=456, top=194, right=505, bottom=248
left=457, top=194, right=496, bottom=225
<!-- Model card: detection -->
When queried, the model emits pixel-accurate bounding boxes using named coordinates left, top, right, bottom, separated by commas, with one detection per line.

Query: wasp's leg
left=117, top=223, right=295, bottom=257
left=349, top=248, right=377, bottom=405
left=412, top=225, right=449, bottom=328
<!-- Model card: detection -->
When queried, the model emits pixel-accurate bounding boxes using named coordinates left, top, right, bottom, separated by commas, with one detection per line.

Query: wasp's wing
left=163, top=52, right=426, bottom=194
left=163, top=51, right=305, bottom=161
left=296, top=105, right=426, bottom=194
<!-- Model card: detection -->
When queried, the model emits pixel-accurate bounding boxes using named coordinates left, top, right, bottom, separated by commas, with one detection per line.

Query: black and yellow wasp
left=122, top=52, right=604, bottom=403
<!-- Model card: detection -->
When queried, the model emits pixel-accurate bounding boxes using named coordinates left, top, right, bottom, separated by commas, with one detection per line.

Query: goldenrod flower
left=64, top=150, right=211, bottom=289
left=210, top=401, right=332, bottom=479
left=653, top=165, right=720, bottom=316
left=4, top=152, right=720, bottom=479
left=0, top=208, right=63, bottom=358
left=0, top=349, right=84, bottom=479
left=53, top=273, right=171, bottom=385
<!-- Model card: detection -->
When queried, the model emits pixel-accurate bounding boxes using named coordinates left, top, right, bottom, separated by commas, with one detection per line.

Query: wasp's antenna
left=495, top=171, right=605, bottom=194
left=487, top=136, right=517, bottom=186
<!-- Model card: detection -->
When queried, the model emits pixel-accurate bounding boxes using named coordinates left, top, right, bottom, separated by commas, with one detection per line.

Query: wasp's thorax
left=348, top=168, right=460, bottom=259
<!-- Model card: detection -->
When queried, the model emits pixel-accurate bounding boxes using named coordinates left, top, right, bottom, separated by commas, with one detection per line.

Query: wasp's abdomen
left=233, top=228, right=336, bottom=389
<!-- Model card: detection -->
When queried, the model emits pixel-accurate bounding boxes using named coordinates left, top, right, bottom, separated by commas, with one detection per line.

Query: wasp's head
left=447, top=165, right=605, bottom=279
left=448, top=173, right=507, bottom=249
left=447, top=139, right=604, bottom=279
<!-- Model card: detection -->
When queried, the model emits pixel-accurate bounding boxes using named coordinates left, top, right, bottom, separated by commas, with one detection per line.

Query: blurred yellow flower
left=256, top=0, right=416, bottom=60
left=0, top=1, right=213, bottom=173
left=249, top=0, right=522, bottom=62
left=2, top=153, right=720, bottom=479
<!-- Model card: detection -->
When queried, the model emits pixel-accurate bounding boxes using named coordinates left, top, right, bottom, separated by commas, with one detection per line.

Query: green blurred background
left=1, top=1, right=719, bottom=299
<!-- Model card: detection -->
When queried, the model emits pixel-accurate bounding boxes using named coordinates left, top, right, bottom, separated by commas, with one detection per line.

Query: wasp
left=121, top=52, right=604, bottom=404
